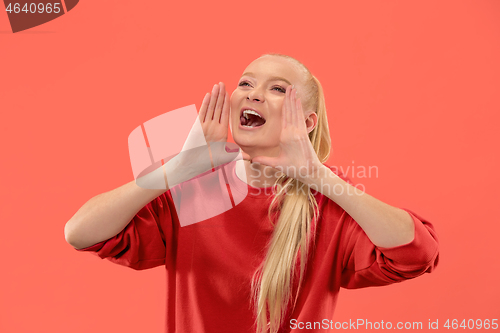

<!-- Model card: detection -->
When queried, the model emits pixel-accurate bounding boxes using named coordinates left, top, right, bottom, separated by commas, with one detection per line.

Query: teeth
left=243, top=110, right=263, bottom=119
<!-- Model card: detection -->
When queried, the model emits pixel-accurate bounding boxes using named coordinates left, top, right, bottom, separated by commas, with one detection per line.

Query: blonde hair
left=250, top=54, right=331, bottom=333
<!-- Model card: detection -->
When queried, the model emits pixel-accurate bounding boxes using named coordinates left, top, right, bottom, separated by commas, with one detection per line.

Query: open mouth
left=240, top=109, right=266, bottom=128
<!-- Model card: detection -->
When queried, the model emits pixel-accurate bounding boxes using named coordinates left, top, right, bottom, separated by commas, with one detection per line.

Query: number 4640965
left=6, top=3, right=62, bottom=14
left=444, top=319, right=498, bottom=329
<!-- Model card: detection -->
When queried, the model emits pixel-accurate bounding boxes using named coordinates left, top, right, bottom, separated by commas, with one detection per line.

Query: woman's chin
left=233, top=135, right=256, bottom=149
left=235, top=144, right=279, bottom=160
left=234, top=139, right=265, bottom=153
left=234, top=129, right=279, bottom=155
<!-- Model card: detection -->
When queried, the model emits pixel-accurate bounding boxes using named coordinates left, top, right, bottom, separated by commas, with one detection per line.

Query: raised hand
left=198, top=82, right=250, bottom=166
left=136, top=83, right=245, bottom=190
left=196, top=82, right=250, bottom=161
left=250, top=85, right=323, bottom=185
left=199, top=82, right=231, bottom=144
left=163, top=83, right=242, bottom=186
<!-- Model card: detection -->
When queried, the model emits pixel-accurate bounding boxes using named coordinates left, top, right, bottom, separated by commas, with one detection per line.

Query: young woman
left=65, top=54, right=439, bottom=333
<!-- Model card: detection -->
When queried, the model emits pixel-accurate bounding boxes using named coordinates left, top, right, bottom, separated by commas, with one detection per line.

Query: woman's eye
left=272, top=86, right=286, bottom=93
left=238, top=81, right=251, bottom=87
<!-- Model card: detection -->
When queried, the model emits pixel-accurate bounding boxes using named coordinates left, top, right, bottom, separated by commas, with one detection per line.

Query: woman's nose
left=247, top=88, right=265, bottom=102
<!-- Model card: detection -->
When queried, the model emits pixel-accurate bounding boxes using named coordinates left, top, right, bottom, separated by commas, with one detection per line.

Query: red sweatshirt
left=76, top=162, right=439, bottom=333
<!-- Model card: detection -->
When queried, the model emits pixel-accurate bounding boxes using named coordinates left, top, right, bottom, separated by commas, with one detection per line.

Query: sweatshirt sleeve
left=340, top=208, right=439, bottom=289
left=74, top=191, right=176, bottom=270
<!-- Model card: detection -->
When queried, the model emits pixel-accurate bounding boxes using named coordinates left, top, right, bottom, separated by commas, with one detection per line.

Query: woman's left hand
left=250, top=86, right=324, bottom=185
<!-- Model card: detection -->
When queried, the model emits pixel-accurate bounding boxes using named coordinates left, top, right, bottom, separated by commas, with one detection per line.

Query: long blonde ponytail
left=250, top=54, right=331, bottom=333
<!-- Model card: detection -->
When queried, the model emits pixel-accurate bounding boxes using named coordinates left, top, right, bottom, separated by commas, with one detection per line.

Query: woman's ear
left=304, top=111, right=318, bottom=134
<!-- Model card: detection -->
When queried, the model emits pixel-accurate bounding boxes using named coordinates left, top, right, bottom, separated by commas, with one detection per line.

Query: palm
left=251, top=86, right=322, bottom=183
left=175, top=83, right=244, bottom=179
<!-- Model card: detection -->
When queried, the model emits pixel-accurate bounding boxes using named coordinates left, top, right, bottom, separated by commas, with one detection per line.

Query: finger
left=291, top=88, right=298, bottom=126
left=210, top=142, right=241, bottom=167
left=296, top=97, right=307, bottom=131
left=241, top=150, right=252, bottom=161
left=206, top=84, right=219, bottom=121
left=199, top=93, right=210, bottom=122
left=285, top=85, right=292, bottom=126
left=213, top=82, right=225, bottom=123
left=281, top=95, right=287, bottom=129
left=220, top=93, right=230, bottom=126
left=224, top=142, right=240, bottom=153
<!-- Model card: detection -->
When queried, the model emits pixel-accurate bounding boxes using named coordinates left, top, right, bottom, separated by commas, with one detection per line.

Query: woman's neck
left=235, top=160, right=280, bottom=188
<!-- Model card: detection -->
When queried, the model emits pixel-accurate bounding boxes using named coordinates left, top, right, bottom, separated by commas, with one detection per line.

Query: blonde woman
left=65, top=54, right=439, bottom=333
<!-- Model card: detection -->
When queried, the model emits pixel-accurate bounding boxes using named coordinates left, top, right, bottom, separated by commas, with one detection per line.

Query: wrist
left=296, top=162, right=330, bottom=187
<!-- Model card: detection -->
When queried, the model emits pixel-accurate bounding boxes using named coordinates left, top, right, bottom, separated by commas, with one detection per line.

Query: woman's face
left=230, top=55, right=308, bottom=158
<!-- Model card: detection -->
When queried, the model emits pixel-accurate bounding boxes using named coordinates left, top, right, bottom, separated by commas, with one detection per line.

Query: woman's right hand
left=185, top=82, right=241, bottom=167
left=199, top=82, right=230, bottom=144
left=152, top=83, right=242, bottom=189
left=198, top=82, right=251, bottom=161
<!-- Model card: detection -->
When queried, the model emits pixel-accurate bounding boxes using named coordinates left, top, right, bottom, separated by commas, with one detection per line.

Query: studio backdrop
left=1, top=0, right=499, bottom=332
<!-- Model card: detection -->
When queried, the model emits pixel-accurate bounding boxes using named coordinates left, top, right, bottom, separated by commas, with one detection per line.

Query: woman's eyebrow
left=267, top=76, right=292, bottom=85
left=240, top=72, right=292, bottom=85
left=241, top=72, right=254, bottom=78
